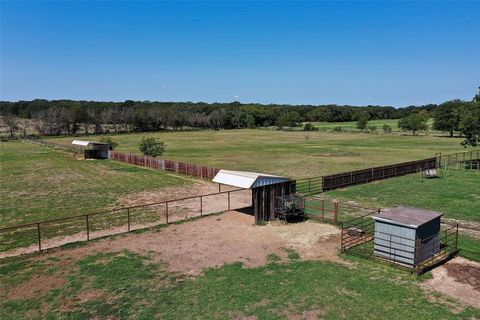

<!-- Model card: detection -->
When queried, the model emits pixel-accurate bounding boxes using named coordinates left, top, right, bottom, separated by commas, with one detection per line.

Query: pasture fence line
left=22, top=138, right=220, bottom=180
left=0, top=188, right=250, bottom=257
left=23, top=138, right=86, bottom=153
left=437, top=149, right=480, bottom=171
left=109, top=151, right=220, bottom=180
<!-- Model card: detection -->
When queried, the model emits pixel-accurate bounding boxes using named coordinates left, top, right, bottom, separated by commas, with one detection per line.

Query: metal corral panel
left=212, top=170, right=290, bottom=189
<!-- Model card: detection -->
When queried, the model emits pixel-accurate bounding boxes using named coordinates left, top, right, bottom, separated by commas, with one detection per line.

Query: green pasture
left=48, top=129, right=466, bottom=178
left=1, top=247, right=478, bottom=320
left=0, top=141, right=188, bottom=227
left=324, top=169, right=480, bottom=222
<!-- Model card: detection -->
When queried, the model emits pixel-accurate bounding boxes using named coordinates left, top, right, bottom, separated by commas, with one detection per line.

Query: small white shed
left=71, top=140, right=110, bottom=159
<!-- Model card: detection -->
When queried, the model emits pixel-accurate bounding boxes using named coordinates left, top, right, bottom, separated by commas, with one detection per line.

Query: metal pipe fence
left=437, top=149, right=480, bottom=171
left=0, top=188, right=251, bottom=258
left=340, top=213, right=460, bottom=275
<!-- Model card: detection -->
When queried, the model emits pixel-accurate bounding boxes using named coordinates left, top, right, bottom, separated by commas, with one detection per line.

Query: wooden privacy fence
left=0, top=188, right=250, bottom=258
left=321, top=157, right=437, bottom=192
left=109, top=151, right=220, bottom=180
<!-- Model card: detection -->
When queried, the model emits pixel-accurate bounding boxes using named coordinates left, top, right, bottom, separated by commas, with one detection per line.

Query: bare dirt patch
left=421, top=257, right=480, bottom=309
left=8, top=274, right=67, bottom=300
left=29, top=211, right=343, bottom=276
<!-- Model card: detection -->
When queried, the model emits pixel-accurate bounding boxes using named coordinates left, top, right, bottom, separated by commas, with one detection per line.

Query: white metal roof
left=71, top=140, right=109, bottom=146
left=71, top=140, right=90, bottom=146
left=212, top=169, right=290, bottom=189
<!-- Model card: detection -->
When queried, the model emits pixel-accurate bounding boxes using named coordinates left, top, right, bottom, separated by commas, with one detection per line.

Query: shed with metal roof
left=212, top=170, right=294, bottom=223
left=372, top=207, right=443, bottom=267
left=71, top=140, right=110, bottom=159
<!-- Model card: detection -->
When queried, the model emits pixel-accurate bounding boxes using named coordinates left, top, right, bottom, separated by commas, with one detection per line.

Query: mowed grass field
left=1, top=247, right=479, bottom=320
left=49, top=129, right=467, bottom=178
left=306, top=118, right=435, bottom=132
left=326, top=170, right=480, bottom=222
left=0, top=141, right=189, bottom=226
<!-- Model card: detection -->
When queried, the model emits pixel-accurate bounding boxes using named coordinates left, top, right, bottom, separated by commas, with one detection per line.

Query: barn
left=212, top=170, right=295, bottom=223
left=372, top=207, right=443, bottom=267
left=71, top=140, right=110, bottom=159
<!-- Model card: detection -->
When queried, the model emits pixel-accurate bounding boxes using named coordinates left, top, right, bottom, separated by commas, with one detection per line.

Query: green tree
left=99, top=136, right=118, bottom=150
left=433, top=100, right=463, bottom=137
left=276, top=111, right=300, bottom=129
left=459, top=102, right=480, bottom=147
left=398, top=111, right=429, bottom=135
left=139, top=136, right=166, bottom=157
left=382, top=124, right=392, bottom=134
left=474, top=86, right=480, bottom=103
left=356, top=113, right=369, bottom=132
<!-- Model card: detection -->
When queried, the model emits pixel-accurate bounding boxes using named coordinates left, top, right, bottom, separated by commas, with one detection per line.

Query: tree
left=398, top=111, right=429, bottom=135
left=433, top=100, right=463, bottom=137
left=99, top=136, right=118, bottom=150
left=139, top=136, right=166, bottom=157
left=459, top=102, right=480, bottom=147
left=474, top=86, right=480, bottom=103
left=356, top=115, right=368, bottom=132
left=1, top=114, right=19, bottom=137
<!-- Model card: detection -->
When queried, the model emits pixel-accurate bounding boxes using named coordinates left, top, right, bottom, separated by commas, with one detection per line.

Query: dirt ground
left=422, top=257, right=480, bottom=309
left=18, top=211, right=342, bottom=277
left=0, top=182, right=252, bottom=259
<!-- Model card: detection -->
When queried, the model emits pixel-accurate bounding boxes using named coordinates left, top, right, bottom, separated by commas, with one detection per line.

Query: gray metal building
left=372, top=207, right=443, bottom=267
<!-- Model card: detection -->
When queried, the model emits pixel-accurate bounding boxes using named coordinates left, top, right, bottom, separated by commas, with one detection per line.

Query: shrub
left=99, top=136, right=118, bottom=150
left=382, top=124, right=393, bottom=134
left=368, top=125, right=377, bottom=133
left=139, top=136, right=166, bottom=157
left=333, top=126, right=343, bottom=132
left=304, top=123, right=313, bottom=131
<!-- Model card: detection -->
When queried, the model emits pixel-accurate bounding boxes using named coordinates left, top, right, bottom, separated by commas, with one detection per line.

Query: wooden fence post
left=37, top=223, right=42, bottom=252
left=228, top=192, right=231, bottom=211
left=165, top=202, right=169, bottom=224
left=333, top=201, right=339, bottom=223
left=86, top=215, right=90, bottom=240
left=127, top=208, right=131, bottom=232
left=200, top=196, right=203, bottom=216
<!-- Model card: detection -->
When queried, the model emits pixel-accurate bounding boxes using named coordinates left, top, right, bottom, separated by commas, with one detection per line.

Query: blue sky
left=1, top=1, right=479, bottom=107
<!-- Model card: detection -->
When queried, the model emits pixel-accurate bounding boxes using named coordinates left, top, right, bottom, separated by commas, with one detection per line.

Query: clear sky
left=1, top=1, right=479, bottom=107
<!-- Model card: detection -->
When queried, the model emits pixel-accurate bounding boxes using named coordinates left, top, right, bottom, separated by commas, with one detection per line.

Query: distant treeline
left=0, top=99, right=439, bottom=136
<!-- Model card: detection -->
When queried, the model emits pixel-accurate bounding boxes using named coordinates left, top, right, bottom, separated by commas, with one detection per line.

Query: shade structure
left=212, top=169, right=290, bottom=189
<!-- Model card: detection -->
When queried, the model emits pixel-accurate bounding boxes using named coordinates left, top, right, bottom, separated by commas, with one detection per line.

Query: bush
left=99, top=136, right=118, bottom=150
left=139, top=136, right=166, bottom=157
left=304, top=123, right=313, bottom=131
left=368, top=125, right=377, bottom=133
left=333, top=126, right=343, bottom=132
left=382, top=124, right=393, bottom=134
